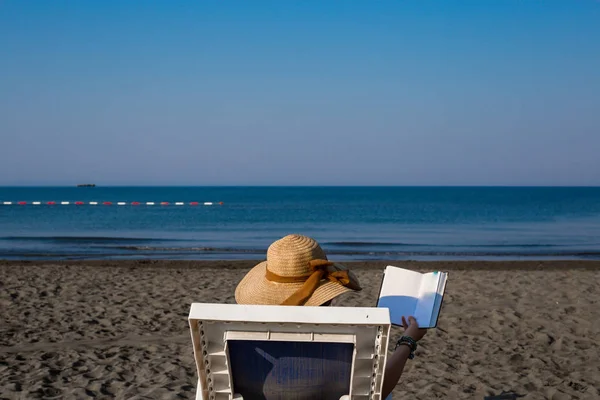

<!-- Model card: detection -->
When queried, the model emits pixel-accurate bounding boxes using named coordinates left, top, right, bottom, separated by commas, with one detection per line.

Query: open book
left=376, top=266, right=448, bottom=329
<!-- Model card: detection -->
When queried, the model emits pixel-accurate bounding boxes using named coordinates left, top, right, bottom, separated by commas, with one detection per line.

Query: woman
left=235, top=234, right=427, bottom=399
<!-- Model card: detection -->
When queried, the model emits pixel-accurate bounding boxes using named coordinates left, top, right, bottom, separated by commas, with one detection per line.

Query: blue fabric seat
left=228, top=340, right=354, bottom=400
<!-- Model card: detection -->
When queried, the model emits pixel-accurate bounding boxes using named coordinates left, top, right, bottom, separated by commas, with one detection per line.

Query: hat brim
left=235, top=261, right=358, bottom=306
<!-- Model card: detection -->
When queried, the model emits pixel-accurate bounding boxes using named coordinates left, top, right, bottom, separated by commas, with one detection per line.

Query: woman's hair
left=320, top=300, right=332, bottom=307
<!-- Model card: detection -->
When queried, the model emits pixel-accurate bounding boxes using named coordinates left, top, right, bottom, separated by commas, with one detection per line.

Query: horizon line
left=1, top=184, right=599, bottom=188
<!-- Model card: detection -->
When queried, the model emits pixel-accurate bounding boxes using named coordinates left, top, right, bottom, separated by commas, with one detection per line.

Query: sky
left=1, top=1, right=599, bottom=186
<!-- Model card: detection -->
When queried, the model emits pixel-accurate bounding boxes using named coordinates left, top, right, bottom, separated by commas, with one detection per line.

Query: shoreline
left=2, top=258, right=600, bottom=270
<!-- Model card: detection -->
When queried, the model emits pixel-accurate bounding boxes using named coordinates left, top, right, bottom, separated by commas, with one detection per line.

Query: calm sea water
left=1, top=186, right=600, bottom=261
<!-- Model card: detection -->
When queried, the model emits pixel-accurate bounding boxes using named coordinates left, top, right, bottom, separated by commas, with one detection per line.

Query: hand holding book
left=377, top=266, right=448, bottom=328
left=401, top=316, right=427, bottom=341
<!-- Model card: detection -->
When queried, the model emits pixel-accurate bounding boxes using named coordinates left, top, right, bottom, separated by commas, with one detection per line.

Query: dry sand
left=1, top=260, right=599, bottom=399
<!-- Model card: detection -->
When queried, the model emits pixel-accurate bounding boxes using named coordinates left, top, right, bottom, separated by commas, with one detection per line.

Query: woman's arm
left=381, top=316, right=427, bottom=399
left=382, top=344, right=412, bottom=398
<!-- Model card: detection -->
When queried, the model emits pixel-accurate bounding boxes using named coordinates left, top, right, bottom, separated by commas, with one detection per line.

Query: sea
left=1, top=186, right=599, bottom=261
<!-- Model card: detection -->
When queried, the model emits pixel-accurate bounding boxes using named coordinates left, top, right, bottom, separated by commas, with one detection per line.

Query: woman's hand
left=401, top=316, right=427, bottom=341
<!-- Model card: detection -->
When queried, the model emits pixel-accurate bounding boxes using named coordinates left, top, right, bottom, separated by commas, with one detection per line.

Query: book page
left=413, top=272, right=441, bottom=327
left=430, top=273, right=447, bottom=327
left=377, top=266, right=423, bottom=326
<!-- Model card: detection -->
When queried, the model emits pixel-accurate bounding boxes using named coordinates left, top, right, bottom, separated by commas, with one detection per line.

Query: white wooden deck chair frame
left=189, top=303, right=391, bottom=400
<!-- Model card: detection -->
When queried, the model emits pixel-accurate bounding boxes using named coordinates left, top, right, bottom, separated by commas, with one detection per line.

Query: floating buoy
left=1, top=200, right=224, bottom=207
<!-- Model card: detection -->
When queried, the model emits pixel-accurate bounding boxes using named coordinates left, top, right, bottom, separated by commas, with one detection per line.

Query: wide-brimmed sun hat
left=235, top=234, right=362, bottom=306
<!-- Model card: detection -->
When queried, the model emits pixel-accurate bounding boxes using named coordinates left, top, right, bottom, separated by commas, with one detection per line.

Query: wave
left=1, top=237, right=598, bottom=260
left=325, top=241, right=562, bottom=248
left=102, top=245, right=600, bottom=257
left=472, top=244, right=560, bottom=248
left=325, top=241, right=423, bottom=247
left=0, top=236, right=177, bottom=243
left=0, top=237, right=582, bottom=249
left=114, top=246, right=262, bottom=253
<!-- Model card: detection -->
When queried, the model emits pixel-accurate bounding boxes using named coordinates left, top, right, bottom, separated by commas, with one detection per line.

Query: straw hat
left=235, top=234, right=362, bottom=306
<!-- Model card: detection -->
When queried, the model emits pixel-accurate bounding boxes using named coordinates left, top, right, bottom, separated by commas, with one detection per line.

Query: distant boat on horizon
left=76, top=184, right=96, bottom=187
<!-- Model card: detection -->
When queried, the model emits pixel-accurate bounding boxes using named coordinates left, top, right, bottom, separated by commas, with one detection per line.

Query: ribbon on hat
left=265, top=259, right=362, bottom=306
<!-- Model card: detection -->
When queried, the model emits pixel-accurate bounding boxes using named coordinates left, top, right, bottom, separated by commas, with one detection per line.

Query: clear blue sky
left=1, top=1, right=599, bottom=186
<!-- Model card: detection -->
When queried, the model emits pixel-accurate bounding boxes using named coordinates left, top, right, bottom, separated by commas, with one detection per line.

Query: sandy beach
left=1, top=260, right=599, bottom=399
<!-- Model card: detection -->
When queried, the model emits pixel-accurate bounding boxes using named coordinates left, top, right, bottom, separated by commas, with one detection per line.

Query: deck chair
left=188, top=303, right=391, bottom=400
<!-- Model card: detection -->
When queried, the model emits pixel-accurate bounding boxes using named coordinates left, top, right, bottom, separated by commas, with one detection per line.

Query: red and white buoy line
left=1, top=201, right=224, bottom=206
